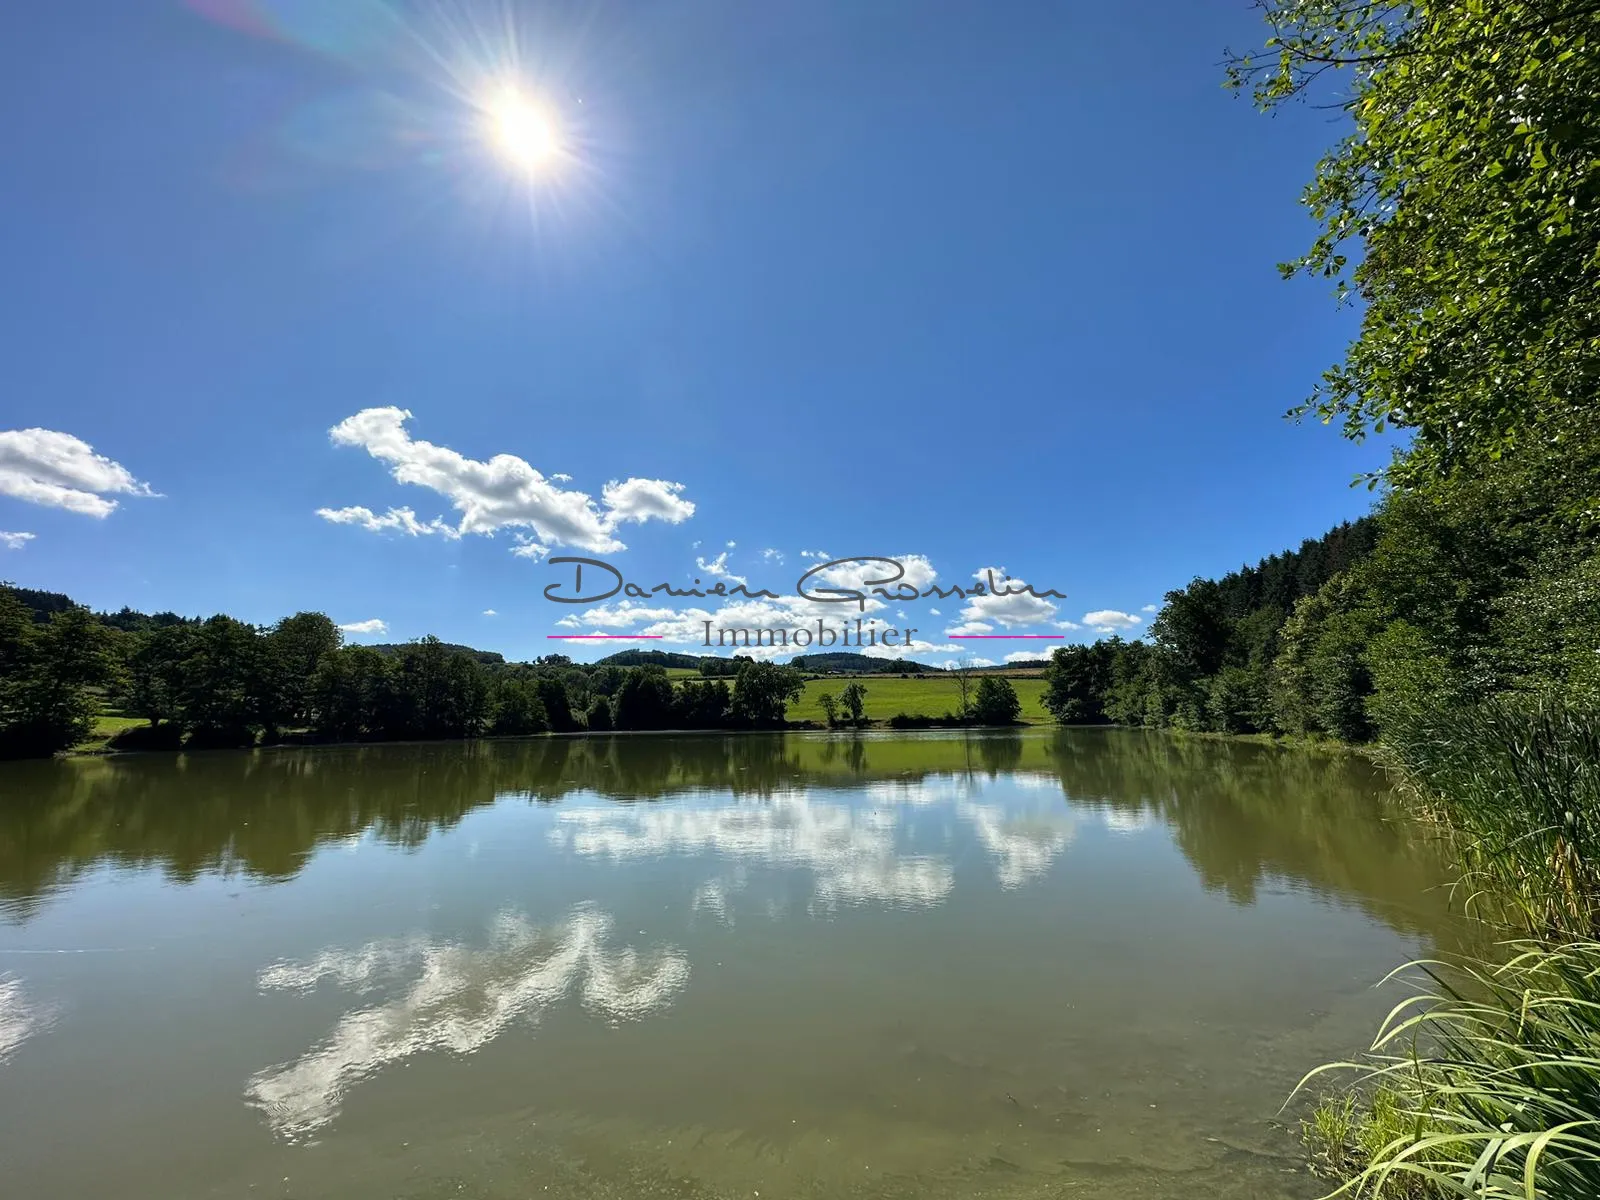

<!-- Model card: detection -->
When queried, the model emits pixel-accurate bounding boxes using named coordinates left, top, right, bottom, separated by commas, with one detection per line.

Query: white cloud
left=798, top=549, right=831, bottom=560
left=339, top=618, right=389, bottom=636
left=0, top=428, right=156, bottom=517
left=509, top=535, right=549, bottom=560
left=695, top=550, right=747, bottom=588
left=952, top=567, right=1062, bottom=630
left=1141, top=604, right=1159, bottom=613
left=556, top=601, right=679, bottom=629
left=928, top=608, right=941, bottom=616
left=1056, top=619, right=1082, bottom=631
left=323, top=408, right=694, bottom=553
left=1083, top=610, right=1143, bottom=634
left=1004, top=651, right=1051, bottom=664
left=725, top=540, right=736, bottom=548
left=946, top=620, right=994, bottom=636
left=760, top=548, right=784, bottom=564
left=0, top=532, right=34, bottom=550
left=549, top=473, right=572, bottom=483
left=482, top=609, right=497, bottom=617
left=316, top=505, right=459, bottom=538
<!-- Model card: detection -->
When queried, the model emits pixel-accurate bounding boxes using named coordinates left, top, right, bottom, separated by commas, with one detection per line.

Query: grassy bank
left=1299, top=699, right=1600, bottom=1198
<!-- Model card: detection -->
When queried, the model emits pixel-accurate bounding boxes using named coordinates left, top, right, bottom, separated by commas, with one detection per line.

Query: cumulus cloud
left=951, top=567, right=1062, bottom=630
left=946, top=621, right=994, bottom=636
left=1142, top=603, right=1159, bottom=613
left=0, top=428, right=156, bottom=517
left=482, top=609, right=497, bottom=617
left=760, top=548, right=784, bottom=564
left=1056, top=619, right=1082, bottom=631
left=1083, top=610, right=1143, bottom=634
left=0, top=532, right=34, bottom=550
left=1004, top=651, right=1051, bottom=664
left=338, top=618, right=389, bottom=636
left=321, top=408, right=694, bottom=553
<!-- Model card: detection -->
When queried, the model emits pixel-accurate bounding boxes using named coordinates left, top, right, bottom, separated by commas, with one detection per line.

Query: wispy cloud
left=0, top=532, right=34, bottom=550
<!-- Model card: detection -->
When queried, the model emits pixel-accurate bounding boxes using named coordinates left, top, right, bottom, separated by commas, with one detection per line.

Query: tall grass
left=1301, top=943, right=1600, bottom=1198
left=1378, top=698, right=1600, bottom=939
left=1301, top=698, right=1600, bottom=1197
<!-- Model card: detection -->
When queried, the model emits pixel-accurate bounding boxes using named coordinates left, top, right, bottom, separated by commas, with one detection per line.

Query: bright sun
left=487, top=89, right=559, bottom=174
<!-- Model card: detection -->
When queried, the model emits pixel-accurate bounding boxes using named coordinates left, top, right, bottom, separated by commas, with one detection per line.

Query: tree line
left=1042, top=415, right=1598, bottom=744
left=0, top=593, right=826, bottom=759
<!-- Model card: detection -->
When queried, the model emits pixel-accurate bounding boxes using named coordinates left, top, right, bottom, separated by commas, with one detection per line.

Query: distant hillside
left=2, top=583, right=506, bottom=662
left=364, top=643, right=505, bottom=666
left=595, top=648, right=708, bottom=670
left=2, top=583, right=196, bottom=630
left=790, top=653, right=939, bottom=675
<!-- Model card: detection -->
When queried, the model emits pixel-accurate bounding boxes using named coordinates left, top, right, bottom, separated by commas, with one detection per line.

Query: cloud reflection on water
left=0, top=975, right=49, bottom=1064
left=246, top=905, right=688, bottom=1139
left=551, top=778, right=1078, bottom=906
left=552, top=790, right=956, bottom=909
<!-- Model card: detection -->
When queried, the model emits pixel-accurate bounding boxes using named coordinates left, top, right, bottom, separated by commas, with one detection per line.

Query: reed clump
left=1301, top=699, right=1600, bottom=1198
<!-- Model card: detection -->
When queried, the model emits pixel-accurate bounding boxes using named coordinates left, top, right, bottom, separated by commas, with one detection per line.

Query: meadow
left=789, top=673, right=1052, bottom=725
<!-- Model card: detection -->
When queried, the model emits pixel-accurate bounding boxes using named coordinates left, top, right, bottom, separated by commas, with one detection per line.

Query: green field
left=75, top=713, right=146, bottom=752
left=790, top=674, right=1052, bottom=725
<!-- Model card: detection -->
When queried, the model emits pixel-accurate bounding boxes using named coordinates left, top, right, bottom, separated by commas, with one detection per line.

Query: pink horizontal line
left=546, top=634, right=664, bottom=640
left=949, top=634, right=1063, bottom=639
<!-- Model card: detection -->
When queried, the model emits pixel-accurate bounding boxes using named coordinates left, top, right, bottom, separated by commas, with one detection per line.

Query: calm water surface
left=0, top=730, right=1457, bottom=1199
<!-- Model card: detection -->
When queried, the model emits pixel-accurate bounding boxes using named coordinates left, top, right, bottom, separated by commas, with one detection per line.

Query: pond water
left=0, top=730, right=1458, bottom=1199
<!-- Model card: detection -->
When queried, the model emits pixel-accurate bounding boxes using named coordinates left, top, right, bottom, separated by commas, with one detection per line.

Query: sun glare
left=487, top=89, right=559, bottom=174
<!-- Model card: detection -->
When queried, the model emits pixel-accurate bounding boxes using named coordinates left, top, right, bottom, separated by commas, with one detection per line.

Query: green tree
left=177, top=615, right=266, bottom=745
left=310, top=645, right=391, bottom=740
left=122, top=624, right=191, bottom=727
left=1042, top=642, right=1116, bottom=724
left=0, top=604, right=118, bottom=757
left=610, top=666, right=676, bottom=730
left=730, top=661, right=805, bottom=727
left=490, top=675, right=548, bottom=736
left=266, top=612, right=341, bottom=729
left=970, top=676, right=1022, bottom=725
left=839, top=680, right=867, bottom=726
left=1228, top=1, right=1600, bottom=486
left=817, top=691, right=839, bottom=727
left=673, top=678, right=731, bottom=728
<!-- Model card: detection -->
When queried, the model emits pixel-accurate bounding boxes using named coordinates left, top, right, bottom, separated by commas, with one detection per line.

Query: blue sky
left=0, top=0, right=1391, bottom=664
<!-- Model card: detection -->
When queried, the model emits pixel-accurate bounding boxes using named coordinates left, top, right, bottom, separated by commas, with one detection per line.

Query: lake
left=0, top=729, right=1458, bottom=1199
